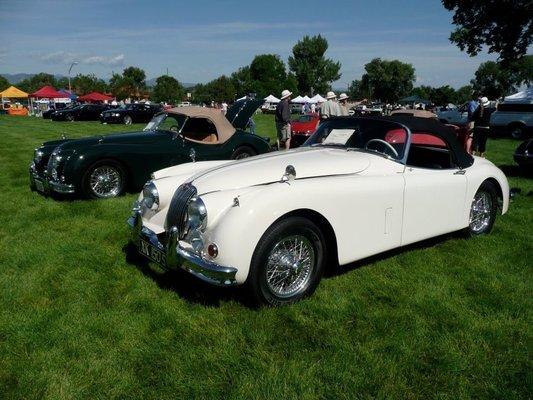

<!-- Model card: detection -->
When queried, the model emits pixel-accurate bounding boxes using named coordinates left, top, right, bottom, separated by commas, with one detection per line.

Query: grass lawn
left=0, top=114, right=531, bottom=399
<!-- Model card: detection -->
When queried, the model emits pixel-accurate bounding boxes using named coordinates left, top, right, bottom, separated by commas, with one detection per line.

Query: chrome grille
left=165, top=183, right=197, bottom=237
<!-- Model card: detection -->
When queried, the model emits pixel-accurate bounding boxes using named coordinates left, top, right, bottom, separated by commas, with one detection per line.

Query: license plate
left=35, top=179, right=45, bottom=193
left=139, top=239, right=166, bottom=266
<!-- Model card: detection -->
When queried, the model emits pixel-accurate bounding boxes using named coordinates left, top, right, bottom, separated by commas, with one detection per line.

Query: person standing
left=466, top=96, right=479, bottom=154
left=472, top=96, right=493, bottom=157
left=320, top=91, right=341, bottom=120
left=221, top=101, right=228, bottom=115
left=275, top=90, right=292, bottom=150
left=338, top=93, right=350, bottom=116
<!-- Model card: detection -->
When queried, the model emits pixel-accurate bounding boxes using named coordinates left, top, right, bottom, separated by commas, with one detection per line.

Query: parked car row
left=29, top=106, right=510, bottom=305
left=437, top=102, right=533, bottom=139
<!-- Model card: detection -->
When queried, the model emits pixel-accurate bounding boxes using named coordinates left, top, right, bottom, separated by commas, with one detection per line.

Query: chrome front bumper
left=29, top=163, right=75, bottom=194
left=127, top=211, right=237, bottom=286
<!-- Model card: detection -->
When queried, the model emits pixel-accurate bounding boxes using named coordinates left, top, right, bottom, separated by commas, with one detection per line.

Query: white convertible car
left=128, top=116, right=509, bottom=305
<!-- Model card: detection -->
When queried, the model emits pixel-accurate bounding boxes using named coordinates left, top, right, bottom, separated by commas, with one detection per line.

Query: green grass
left=0, top=114, right=531, bottom=399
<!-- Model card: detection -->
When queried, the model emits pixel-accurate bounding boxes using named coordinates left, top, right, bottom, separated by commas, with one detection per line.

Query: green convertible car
left=29, top=99, right=270, bottom=199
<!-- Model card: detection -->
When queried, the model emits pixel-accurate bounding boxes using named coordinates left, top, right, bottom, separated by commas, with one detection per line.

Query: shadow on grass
left=123, top=232, right=462, bottom=308
left=123, top=242, right=249, bottom=308
left=498, top=164, right=533, bottom=179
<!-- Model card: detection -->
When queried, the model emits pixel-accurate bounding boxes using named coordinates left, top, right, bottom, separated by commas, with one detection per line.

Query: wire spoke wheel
left=265, top=235, right=315, bottom=298
left=89, top=166, right=122, bottom=198
left=469, top=191, right=492, bottom=233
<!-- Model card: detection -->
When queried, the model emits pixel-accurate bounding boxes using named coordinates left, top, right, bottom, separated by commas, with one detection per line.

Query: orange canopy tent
left=0, top=86, right=29, bottom=116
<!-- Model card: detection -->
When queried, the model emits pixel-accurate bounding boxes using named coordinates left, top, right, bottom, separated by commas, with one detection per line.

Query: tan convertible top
left=167, top=106, right=236, bottom=143
left=390, top=109, right=437, bottom=119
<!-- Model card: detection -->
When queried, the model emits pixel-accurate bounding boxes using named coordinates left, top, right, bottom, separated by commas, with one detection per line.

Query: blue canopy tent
left=58, top=89, right=78, bottom=100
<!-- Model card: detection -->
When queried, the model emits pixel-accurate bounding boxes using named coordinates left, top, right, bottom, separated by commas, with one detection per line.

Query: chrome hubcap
left=90, top=166, right=121, bottom=198
left=469, top=191, right=492, bottom=233
left=124, top=116, right=132, bottom=125
left=266, top=235, right=315, bottom=298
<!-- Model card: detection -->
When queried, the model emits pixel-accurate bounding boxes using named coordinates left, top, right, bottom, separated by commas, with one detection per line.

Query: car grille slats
left=165, top=183, right=197, bottom=237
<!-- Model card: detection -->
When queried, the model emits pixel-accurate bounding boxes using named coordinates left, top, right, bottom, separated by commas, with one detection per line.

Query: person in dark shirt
left=472, top=96, right=494, bottom=157
left=275, top=90, right=292, bottom=149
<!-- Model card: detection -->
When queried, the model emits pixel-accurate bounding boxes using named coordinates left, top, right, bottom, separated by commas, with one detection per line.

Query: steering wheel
left=365, top=139, right=399, bottom=158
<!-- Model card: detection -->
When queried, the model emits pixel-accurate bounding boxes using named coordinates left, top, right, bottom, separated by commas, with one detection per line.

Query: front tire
left=509, top=123, right=526, bottom=139
left=66, top=114, right=74, bottom=122
left=123, top=115, right=132, bottom=125
left=465, top=181, right=498, bottom=236
left=81, top=159, right=126, bottom=199
left=231, top=146, right=257, bottom=160
left=246, top=217, right=326, bottom=306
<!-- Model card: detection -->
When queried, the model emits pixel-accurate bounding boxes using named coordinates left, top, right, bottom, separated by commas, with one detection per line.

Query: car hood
left=48, top=131, right=164, bottom=151
left=189, top=147, right=371, bottom=194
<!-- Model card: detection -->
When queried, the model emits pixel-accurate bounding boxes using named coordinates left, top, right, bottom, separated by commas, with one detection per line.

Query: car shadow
left=325, top=232, right=459, bottom=277
left=123, top=243, right=249, bottom=308
left=498, top=164, right=533, bottom=179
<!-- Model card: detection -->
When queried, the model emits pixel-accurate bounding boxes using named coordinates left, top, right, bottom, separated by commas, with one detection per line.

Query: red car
left=290, top=113, right=320, bottom=148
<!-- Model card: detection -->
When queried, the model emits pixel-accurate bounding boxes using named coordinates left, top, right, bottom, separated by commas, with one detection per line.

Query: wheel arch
left=483, top=177, right=504, bottom=213
left=271, top=208, right=340, bottom=270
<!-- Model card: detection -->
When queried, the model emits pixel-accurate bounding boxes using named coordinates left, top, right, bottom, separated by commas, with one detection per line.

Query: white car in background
left=437, top=104, right=468, bottom=125
left=128, top=116, right=509, bottom=306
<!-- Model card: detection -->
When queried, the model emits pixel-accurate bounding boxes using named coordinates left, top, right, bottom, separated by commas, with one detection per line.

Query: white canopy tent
left=504, top=87, right=533, bottom=103
left=264, top=94, right=280, bottom=103
left=291, top=95, right=305, bottom=103
left=311, top=94, right=326, bottom=103
left=302, top=95, right=312, bottom=103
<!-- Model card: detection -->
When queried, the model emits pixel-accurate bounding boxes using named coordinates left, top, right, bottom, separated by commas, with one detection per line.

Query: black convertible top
left=369, top=115, right=474, bottom=168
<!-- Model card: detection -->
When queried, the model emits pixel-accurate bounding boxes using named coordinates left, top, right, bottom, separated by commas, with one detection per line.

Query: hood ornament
left=189, top=148, right=196, bottom=162
left=281, top=165, right=296, bottom=183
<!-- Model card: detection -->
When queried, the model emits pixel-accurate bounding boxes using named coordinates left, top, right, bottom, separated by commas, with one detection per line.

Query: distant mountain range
left=2, top=73, right=196, bottom=88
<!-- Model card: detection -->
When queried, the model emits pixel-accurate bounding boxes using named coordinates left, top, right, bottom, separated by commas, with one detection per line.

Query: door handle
left=454, top=169, right=466, bottom=175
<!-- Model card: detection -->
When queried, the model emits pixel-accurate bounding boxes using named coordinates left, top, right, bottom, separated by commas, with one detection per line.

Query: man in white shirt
left=320, top=91, right=341, bottom=120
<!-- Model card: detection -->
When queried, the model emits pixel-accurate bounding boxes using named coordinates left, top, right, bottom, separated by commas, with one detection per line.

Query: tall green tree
left=288, top=35, right=341, bottom=95
left=353, top=58, right=415, bottom=102
left=151, top=75, right=185, bottom=103
left=249, top=54, right=288, bottom=98
left=510, top=55, right=533, bottom=86
left=471, top=61, right=515, bottom=98
left=410, top=85, right=433, bottom=101
left=0, top=75, right=9, bottom=91
left=109, top=67, right=147, bottom=99
left=122, top=66, right=146, bottom=91
left=431, top=85, right=457, bottom=106
left=193, top=75, right=236, bottom=104
left=18, top=73, right=57, bottom=93
left=455, top=85, right=473, bottom=104
left=347, top=77, right=372, bottom=100
left=231, top=66, right=252, bottom=97
left=442, top=0, right=533, bottom=66
left=71, top=73, right=108, bottom=95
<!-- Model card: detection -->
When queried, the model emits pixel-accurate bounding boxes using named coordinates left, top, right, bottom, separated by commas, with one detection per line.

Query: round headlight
left=142, top=181, right=159, bottom=211
left=187, top=196, right=207, bottom=232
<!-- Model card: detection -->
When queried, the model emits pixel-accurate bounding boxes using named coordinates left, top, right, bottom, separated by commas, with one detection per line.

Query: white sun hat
left=280, top=89, right=292, bottom=100
left=480, top=96, right=490, bottom=106
left=339, top=93, right=349, bottom=101
left=326, top=91, right=336, bottom=99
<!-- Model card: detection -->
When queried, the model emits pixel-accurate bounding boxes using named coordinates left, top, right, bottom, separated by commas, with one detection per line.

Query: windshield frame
left=304, top=117, right=413, bottom=165
left=143, top=112, right=187, bottom=135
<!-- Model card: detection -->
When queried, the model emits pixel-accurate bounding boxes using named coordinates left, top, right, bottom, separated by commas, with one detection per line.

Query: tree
left=347, top=78, right=371, bottom=100
left=249, top=54, right=288, bottom=98
left=455, top=85, right=473, bottom=104
left=410, top=85, right=433, bottom=101
left=442, top=0, right=533, bottom=66
left=431, top=85, right=457, bottom=106
left=288, top=35, right=341, bottom=95
left=193, top=75, right=236, bottom=104
left=18, top=73, right=57, bottom=93
left=109, top=67, right=147, bottom=100
left=510, top=55, right=533, bottom=86
left=231, top=66, right=252, bottom=97
left=356, top=58, right=416, bottom=102
left=71, top=73, right=108, bottom=95
left=471, top=61, right=515, bottom=99
left=0, top=75, right=9, bottom=91
left=151, top=75, right=184, bottom=103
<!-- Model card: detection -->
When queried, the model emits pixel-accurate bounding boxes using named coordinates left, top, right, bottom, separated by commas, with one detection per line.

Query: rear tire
left=81, top=159, right=126, bottom=199
left=246, top=217, right=326, bottom=306
left=66, top=114, right=74, bottom=122
left=123, top=115, right=133, bottom=125
left=509, top=123, right=526, bottom=139
left=464, top=180, right=498, bottom=237
left=231, top=146, right=257, bottom=160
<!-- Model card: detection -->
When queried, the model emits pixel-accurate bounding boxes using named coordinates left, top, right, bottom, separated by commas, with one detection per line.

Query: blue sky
left=0, top=0, right=498, bottom=89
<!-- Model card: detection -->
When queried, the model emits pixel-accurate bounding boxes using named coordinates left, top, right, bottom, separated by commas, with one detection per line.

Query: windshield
left=144, top=113, right=186, bottom=132
left=305, top=118, right=409, bottom=161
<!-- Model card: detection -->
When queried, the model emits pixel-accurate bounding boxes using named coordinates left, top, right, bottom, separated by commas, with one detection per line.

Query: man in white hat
left=320, top=91, right=341, bottom=120
left=472, top=96, right=493, bottom=157
left=338, top=93, right=349, bottom=116
left=275, top=89, right=292, bottom=150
